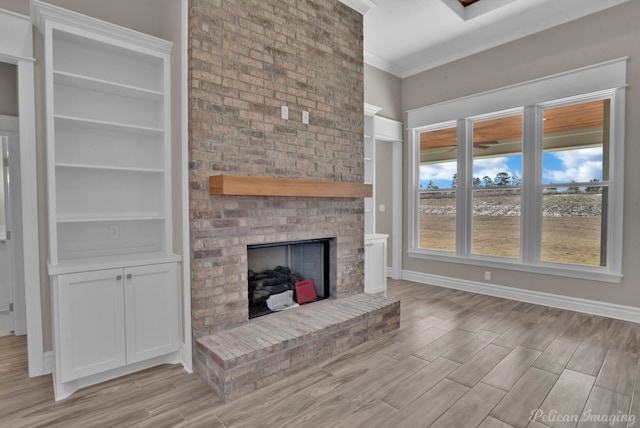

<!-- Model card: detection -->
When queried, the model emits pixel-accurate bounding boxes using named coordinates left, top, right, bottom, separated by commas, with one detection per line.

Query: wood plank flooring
left=2, top=279, right=640, bottom=427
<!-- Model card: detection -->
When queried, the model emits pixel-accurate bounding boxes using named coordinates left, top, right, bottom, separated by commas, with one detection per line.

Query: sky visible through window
left=420, top=147, right=603, bottom=189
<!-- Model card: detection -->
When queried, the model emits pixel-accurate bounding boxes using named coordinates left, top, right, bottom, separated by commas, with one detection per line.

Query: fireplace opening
left=247, top=238, right=333, bottom=319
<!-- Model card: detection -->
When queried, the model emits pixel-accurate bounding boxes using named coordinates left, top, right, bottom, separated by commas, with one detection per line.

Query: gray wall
left=0, top=0, right=28, bottom=15
left=401, top=0, right=640, bottom=307
left=0, top=63, right=17, bottom=117
left=365, top=63, right=402, bottom=121
left=375, top=140, right=394, bottom=266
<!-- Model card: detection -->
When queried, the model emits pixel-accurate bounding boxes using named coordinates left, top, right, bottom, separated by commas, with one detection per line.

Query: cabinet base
left=52, top=351, right=184, bottom=401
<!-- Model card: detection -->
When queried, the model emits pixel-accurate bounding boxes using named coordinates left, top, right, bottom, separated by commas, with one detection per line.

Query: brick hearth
left=195, top=294, right=400, bottom=402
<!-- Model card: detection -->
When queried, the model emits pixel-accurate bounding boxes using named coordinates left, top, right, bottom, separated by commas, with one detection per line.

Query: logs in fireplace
left=248, top=266, right=303, bottom=318
left=247, top=238, right=333, bottom=319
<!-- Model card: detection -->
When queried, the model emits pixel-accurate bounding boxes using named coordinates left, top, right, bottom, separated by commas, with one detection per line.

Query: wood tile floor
left=3, top=279, right=640, bottom=427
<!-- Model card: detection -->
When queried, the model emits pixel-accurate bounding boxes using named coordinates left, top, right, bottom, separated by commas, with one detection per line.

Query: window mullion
left=521, top=105, right=543, bottom=264
left=456, top=118, right=471, bottom=257
left=607, top=87, right=625, bottom=274
left=408, top=128, right=420, bottom=252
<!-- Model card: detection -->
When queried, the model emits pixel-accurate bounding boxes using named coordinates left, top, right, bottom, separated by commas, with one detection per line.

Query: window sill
left=407, top=250, right=623, bottom=284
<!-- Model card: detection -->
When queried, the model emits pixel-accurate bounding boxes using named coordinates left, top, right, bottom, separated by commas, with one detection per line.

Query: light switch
left=281, top=105, right=288, bottom=120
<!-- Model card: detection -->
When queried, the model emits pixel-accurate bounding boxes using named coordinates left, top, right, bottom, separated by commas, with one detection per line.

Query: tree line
left=423, top=172, right=521, bottom=190
left=422, top=172, right=602, bottom=192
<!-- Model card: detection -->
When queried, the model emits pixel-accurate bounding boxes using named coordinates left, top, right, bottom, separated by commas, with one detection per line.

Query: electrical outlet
left=281, top=105, right=288, bottom=120
left=109, top=224, right=119, bottom=240
left=484, top=271, right=491, bottom=281
left=302, top=111, right=309, bottom=124
left=379, top=204, right=386, bottom=212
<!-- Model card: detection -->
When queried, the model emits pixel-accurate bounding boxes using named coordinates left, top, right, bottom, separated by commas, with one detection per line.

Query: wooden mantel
left=209, top=174, right=372, bottom=198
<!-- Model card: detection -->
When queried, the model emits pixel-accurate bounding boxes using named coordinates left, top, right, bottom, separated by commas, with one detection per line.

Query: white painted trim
left=402, top=269, right=640, bottom=323
left=364, top=51, right=404, bottom=78
left=180, top=0, right=192, bottom=373
left=407, top=250, right=623, bottom=284
left=364, top=103, right=382, bottom=116
left=43, top=351, right=54, bottom=374
left=390, top=139, right=402, bottom=280
left=338, top=0, right=377, bottom=15
left=0, top=7, right=43, bottom=378
left=32, top=1, right=172, bottom=54
left=373, top=116, right=402, bottom=142
left=407, top=57, right=628, bottom=128
left=16, top=44, right=43, bottom=378
left=0, top=9, right=32, bottom=60
left=53, top=351, right=182, bottom=400
left=371, top=116, right=403, bottom=280
left=608, top=87, right=626, bottom=276
left=0, top=116, right=26, bottom=336
left=180, top=343, right=192, bottom=374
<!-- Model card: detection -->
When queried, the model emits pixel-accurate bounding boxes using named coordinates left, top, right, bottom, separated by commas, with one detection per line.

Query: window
left=540, top=99, right=609, bottom=267
left=418, top=122, right=457, bottom=252
left=407, top=59, right=626, bottom=282
left=471, top=112, right=523, bottom=259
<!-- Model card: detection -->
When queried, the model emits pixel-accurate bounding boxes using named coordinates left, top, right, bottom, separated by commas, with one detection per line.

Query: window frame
left=407, top=59, right=627, bottom=283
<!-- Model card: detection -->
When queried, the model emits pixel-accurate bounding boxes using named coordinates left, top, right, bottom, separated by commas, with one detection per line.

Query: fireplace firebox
left=247, top=238, right=333, bottom=319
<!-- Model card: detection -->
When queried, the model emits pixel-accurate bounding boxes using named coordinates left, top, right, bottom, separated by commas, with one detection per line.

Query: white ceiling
left=361, top=0, right=629, bottom=78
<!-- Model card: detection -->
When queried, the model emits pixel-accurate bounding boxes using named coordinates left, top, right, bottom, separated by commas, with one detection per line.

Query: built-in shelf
left=55, top=163, right=164, bottom=173
left=54, top=115, right=164, bottom=135
left=209, top=174, right=372, bottom=198
left=56, top=215, right=164, bottom=223
left=53, top=70, right=164, bottom=101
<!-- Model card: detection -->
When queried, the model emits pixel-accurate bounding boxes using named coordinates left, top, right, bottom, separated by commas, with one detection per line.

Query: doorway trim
left=0, top=8, right=43, bottom=377
left=0, top=115, right=25, bottom=336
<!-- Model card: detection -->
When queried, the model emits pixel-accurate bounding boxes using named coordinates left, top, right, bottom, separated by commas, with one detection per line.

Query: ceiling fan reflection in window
left=448, top=140, right=500, bottom=152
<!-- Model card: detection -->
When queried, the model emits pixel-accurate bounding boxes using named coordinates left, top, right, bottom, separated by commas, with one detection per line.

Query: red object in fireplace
left=295, top=279, right=318, bottom=304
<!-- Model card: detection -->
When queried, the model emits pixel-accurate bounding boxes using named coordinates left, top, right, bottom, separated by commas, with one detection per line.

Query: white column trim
left=180, top=0, right=192, bottom=372
left=18, top=59, right=44, bottom=377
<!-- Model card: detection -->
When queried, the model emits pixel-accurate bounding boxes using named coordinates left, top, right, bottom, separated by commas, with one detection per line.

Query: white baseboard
left=43, top=351, right=54, bottom=375
left=402, top=270, right=640, bottom=323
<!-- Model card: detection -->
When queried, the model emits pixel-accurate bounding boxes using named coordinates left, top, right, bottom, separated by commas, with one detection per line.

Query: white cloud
left=543, top=147, right=602, bottom=183
left=420, top=161, right=457, bottom=183
left=420, top=156, right=522, bottom=188
left=473, top=157, right=516, bottom=179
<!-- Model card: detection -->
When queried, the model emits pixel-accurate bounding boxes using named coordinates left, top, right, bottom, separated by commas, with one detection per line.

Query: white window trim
left=407, top=59, right=627, bottom=283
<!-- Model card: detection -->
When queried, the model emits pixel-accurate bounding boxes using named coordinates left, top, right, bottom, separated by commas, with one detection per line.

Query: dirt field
left=419, top=194, right=603, bottom=266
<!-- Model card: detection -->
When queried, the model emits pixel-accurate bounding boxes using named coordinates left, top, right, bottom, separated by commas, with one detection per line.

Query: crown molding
left=31, top=0, right=172, bottom=54
left=339, top=0, right=377, bottom=15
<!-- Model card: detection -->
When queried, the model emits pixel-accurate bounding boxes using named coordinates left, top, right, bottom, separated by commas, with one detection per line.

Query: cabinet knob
left=116, top=275, right=122, bottom=280
left=126, top=274, right=133, bottom=279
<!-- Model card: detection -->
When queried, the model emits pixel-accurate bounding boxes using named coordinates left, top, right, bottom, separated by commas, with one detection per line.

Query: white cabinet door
left=124, top=263, right=179, bottom=364
left=57, top=269, right=126, bottom=382
left=365, top=235, right=388, bottom=296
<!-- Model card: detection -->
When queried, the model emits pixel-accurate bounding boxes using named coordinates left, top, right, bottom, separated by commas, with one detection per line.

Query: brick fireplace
left=189, top=0, right=367, bottom=337
left=188, top=0, right=400, bottom=401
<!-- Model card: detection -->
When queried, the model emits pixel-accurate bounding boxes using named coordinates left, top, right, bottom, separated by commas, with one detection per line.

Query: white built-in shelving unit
left=43, top=23, right=175, bottom=270
left=33, top=0, right=182, bottom=400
